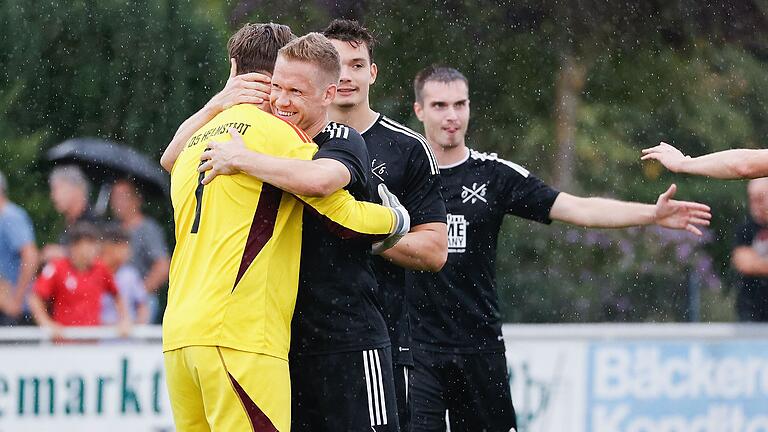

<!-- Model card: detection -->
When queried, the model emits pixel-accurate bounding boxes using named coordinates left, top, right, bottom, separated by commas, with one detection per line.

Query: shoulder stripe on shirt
left=469, top=149, right=530, bottom=178
left=272, top=114, right=312, bottom=143
left=380, top=117, right=439, bottom=175
left=323, top=122, right=350, bottom=140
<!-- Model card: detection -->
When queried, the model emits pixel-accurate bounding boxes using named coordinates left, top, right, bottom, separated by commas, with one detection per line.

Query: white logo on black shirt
left=323, top=123, right=350, bottom=140
left=447, top=213, right=467, bottom=253
left=371, top=159, right=387, bottom=182
left=461, top=182, right=487, bottom=204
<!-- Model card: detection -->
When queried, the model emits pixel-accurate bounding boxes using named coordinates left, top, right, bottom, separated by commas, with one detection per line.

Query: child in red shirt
left=29, top=222, right=130, bottom=338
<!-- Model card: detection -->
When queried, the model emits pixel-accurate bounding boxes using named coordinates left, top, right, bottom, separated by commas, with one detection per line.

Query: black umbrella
left=47, top=137, right=170, bottom=198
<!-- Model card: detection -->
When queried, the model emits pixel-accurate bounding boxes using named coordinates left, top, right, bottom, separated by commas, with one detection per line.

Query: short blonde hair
left=278, top=32, right=340, bottom=84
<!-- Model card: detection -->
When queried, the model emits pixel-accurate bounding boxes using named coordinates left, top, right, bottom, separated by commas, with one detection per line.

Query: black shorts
left=410, top=348, right=517, bottom=432
left=291, top=347, right=400, bottom=432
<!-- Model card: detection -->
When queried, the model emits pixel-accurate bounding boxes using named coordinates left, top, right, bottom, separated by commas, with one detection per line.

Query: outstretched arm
left=641, top=142, right=768, bottom=179
left=198, top=129, right=351, bottom=197
left=160, top=59, right=271, bottom=172
left=549, top=184, right=711, bottom=235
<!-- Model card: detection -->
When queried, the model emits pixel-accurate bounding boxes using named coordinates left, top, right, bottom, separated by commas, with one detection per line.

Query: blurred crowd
left=0, top=165, right=170, bottom=335
left=2, top=164, right=768, bottom=332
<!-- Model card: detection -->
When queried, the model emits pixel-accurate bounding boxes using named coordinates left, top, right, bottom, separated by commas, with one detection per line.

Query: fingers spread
left=686, top=225, right=703, bottom=236
left=239, top=72, right=271, bottom=83
left=198, top=161, right=212, bottom=172
left=659, top=184, right=677, bottom=201
left=202, top=171, right=217, bottom=185
left=229, top=58, right=237, bottom=78
left=676, top=201, right=710, bottom=212
left=688, top=217, right=711, bottom=226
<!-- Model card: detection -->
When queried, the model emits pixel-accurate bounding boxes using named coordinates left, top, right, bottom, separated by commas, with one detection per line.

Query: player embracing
left=408, top=66, right=713, bottom=432
left=161, top=24, right=407, bottom=432
left=322, top=19, right=448, bottom=432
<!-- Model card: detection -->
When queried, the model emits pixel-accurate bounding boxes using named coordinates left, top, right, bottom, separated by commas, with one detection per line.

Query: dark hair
left=103, top=224, right=130, bottom=244
left=413, top=65, right=469, bottom=103
left=322, top=19, right=375, bottom=63
left=68, top=222, right=101, bottom=244
left=228, top=23, right=296, bottom=75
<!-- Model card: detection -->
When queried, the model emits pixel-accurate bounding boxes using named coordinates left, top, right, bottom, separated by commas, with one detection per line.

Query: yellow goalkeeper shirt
left=162, top=104, right=395, bottom=359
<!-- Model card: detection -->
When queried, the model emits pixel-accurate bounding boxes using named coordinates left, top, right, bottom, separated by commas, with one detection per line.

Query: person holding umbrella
left=43, top=165, right=102, bottom=262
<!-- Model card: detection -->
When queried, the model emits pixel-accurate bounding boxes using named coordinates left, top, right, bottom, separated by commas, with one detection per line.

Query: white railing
left=1, top=322, right=767, bottom=343
left=0, top=324, right=162, bottom=342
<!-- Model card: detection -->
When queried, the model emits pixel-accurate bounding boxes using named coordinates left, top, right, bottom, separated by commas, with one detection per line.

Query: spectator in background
left=101, top=225, right=149, bottom=325
left=43, top=165, right=100, bottom=261
left=28, top=222, right=130, bottom=338
left=109, top=179, right=169, bottom=322
left=733, top=178, right=768, bottom=321
left=0, top=170, right=39, bottom=325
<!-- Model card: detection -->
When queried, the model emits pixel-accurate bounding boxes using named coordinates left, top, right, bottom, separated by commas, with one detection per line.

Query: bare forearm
left=678, top=149, right=768, bottom=179
left=28, top=295, right=53, bottom=326
left=380, top=225, right=447, bottom=271
left=161, top=105, right=220, bottom=172
left=732, top=249, right=768, bottom=276
left=237, top=152, right=345, bottom=197
left=143, top=258, right=170, bottom=293
left=136, top=304, right=150, bottom=325
left=552, top=196, right=655, bottom=228
left=13, top=247, right=38, bottom=303
left=114, top=296, right=131, bottom=322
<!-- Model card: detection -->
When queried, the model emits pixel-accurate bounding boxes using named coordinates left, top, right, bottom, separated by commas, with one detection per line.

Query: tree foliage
left=3, top=0, right=767, bottom=321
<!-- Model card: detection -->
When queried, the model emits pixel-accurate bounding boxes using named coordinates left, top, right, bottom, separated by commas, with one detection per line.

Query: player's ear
left=324, top=84, right=337, bottom=106
left=414, top=101, right=424, bottom=121
left=369, top=62, right=378, bottom=85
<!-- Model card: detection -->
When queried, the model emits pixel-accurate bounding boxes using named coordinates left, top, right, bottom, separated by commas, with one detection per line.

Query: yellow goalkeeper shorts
left=164, top=345, right=290, bottom=432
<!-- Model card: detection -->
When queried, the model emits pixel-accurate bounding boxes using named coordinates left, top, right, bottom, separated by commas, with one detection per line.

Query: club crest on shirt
left=461, top=182, right=488, bottom=204
left=371, top=159, right=387, bottom=182
left=447, top=213, right=468, bottom=253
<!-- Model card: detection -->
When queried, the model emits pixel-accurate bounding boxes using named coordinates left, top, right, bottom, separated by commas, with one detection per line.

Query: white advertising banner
left=503, top=324, right=768, bottom=432
left=1, top=324, right=767, bottom=432
left=0, top=343, right=172, bottom=432
left=506, top=340, right=588, bottom=432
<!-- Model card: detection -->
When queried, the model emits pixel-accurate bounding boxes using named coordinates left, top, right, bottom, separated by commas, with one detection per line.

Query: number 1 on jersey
left=191, top=171, right=205, bottom=233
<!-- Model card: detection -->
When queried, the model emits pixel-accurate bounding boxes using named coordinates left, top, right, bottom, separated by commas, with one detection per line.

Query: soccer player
left=642, top=141, right=768, bottom=179
left=197, top=33, right=408, bottom=431
left=322, top=19, right=448, bottom=431
left=161, top=24, right=408, bottom=432
left=408, top=66, right=713, bottom=432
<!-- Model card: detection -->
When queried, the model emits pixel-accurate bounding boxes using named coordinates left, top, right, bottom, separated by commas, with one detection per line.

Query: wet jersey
left=362, top=114, right=447, bottom=365
left=410, top=148, right=560, bottom=353
left=291, top=122, right=391, bottom=356
left=163, top=107, right=396, bottom=359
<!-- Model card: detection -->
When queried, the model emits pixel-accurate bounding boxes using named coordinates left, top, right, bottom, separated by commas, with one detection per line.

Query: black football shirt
left=291, top=121, right=390, bottom=356
left=362, top=114, right=447, bottom=366
left=410, top=148, right=560, bottom=353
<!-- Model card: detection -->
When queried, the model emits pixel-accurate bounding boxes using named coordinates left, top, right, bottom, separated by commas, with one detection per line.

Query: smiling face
left=414, top=79, right=470, bottom=150
left=269, top=55, right=336, bottom=135
left=329, top=39, right=376, bottom=109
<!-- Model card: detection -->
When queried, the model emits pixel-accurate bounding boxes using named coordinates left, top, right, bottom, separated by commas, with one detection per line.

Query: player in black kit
left=323, top=20, right=448, bottom=432
left=408, top=66, right=713, bottom=432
